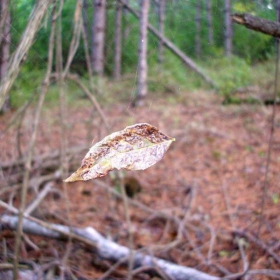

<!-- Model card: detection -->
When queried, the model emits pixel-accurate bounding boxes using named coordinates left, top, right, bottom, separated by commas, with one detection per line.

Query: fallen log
left=118, top=0, right=216, bottom=89
left=232, top=13, right=280, bottom=38
left=1, top=215, right=219, bottom=280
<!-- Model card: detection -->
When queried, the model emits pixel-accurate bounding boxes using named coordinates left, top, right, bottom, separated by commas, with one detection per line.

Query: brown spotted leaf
left=64, top=123, right=175, bottom=182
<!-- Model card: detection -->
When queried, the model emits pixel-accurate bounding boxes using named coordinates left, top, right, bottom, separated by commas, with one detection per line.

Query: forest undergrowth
left=1, top=89, right=280, bottom=279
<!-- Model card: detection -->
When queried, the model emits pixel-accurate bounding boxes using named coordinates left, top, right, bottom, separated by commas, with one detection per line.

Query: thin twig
left=220, top=181, right=249, bottom=277
left=25, top=182, right=53, bottom=215
left=119, top=172, right=134, bottom=280
left=257, top=22, right=280, bottom=237
left=12, top=2, right=57, bottom=278
left=233, top=229, right=280, bottom=265
left=55, top=0, right=72, bottom=275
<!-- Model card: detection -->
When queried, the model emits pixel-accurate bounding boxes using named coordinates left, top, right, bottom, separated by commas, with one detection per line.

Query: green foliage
left=204, top=56, right=251, bottom=96
left=7, top=0, right=280, bottom=108
left=232, top=1, right=276, bottom=62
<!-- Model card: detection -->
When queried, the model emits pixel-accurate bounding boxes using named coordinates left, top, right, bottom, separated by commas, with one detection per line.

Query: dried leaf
left=64, top=123, right=175, bottom=182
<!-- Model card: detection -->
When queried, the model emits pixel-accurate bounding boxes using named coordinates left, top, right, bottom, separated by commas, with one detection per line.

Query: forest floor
left=1, top=90, right=280, bottom=279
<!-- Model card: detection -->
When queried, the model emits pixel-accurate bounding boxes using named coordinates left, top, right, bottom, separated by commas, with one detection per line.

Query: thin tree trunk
left=0, top=0, right=52, bottom=111
left=206, top=0, right=213, bottom=45
left=157, top=0, right=165, bottom=64
left=118, top=0, right=216, bottom=88
left=195, top=0, right=202, bottom=58
left=224, top=0, right=232, bottom=56
left=82, top=0, right=89, bottom=42
left=91, top=0, right=106, bottom=76
left=135, top=0, right=150, bottom=106
left=0, top=0, right=11, bottom=112
left=114, top=0, right=122, bottom=80
left=276, top=0, right=280, bottom=25
left=123, top=0, right=130, bottom=40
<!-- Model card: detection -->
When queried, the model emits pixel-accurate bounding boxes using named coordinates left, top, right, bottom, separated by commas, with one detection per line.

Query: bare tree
left=91, top=0, right=107, bottom=76
left=0, top=0, right=11, bottom=112
left=114, top=0, right=122, bottom=80
left=224, top=0, right=232, bottom=56
left=195, top=0, right=202, bottom=57
left=157, top=0, right=165, bottom=64
left=135, top=0, right=150, bottom=106
left=205, top=0, right=213, bottom=45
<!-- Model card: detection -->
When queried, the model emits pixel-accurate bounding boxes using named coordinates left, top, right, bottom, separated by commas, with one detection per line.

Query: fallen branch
left=1, top=215, right=219, bottom=280
left=232, top=13, right=280, bottom=38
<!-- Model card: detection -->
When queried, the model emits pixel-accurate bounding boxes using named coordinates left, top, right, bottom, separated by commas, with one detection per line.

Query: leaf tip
left=64, top=169, right=84, bottom=183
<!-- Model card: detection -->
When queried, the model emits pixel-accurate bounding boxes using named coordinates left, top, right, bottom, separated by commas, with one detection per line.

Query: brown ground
left=1, top=90, right=280, bottom=279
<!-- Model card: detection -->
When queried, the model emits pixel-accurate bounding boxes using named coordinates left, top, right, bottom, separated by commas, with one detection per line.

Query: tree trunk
left=0, top=0, right=11, bottom=112
left=205, top=0, right=213, bottom=45
left=114, top=0, right=122, bottom=80
left=123, top=0, right=130, bottom=40
left=0, top=0, right=52, bottom=111
left=118, top=0, right=216, bottom=88
left=135, top=0, right=150, bottom=106
left=277, top=0, right=280, bottom=26
left=82, top=0, right=89, bottom=43
left=91, top=0, right=106, bottom=76
left=224, top=0, right=232, bottom=56
left=195, top=0, right=202, bottom=58
left=157, top=0, right=165, bottom=64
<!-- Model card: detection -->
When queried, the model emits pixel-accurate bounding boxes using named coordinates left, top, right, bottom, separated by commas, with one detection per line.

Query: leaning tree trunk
left=0, top=0, right=52, bottom=111
left=118, top=0, right=216, bottom=88
left=206, top=0, right=213, bottom=45
left=224, top=0, right=232, bottom=56
left=0, top=0, right=11, bottom=112
left=135, top=0, right=150, bottom=106
left=114, top=0, right=122, bottom=80
left=91, top=0, right=106, bottom=76
left=157, top=0, right=165, bottom=64
left=195, top=0, right=202, bottom=58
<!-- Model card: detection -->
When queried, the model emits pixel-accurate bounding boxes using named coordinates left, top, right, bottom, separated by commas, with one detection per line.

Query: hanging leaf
left=64, top=123, right=175, bottom=182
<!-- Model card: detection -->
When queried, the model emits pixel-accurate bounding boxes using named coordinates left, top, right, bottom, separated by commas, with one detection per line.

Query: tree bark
left=0, top=0, right=52, bottom=111
left=114, top=0, right=122, bottom=80
left=206, top=0, right=213, bottom=45
left=118, top=0, right=216, bottom=88
left=82, top=0, right=89, bottom=42
left=135, top=0, right=150, bottom=105
left=123, top=0, right=130, bottom=40
left=157, top=0, right=165, bottom=64
left=232, top=13, right=280, bottom=39
left=91, top=0, right=106, bottom=76
left=224, top=0, right=232, bottom=56
left=0, top=0, right=11, bottom=112
left=195, top=0, right=202, bottom=58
